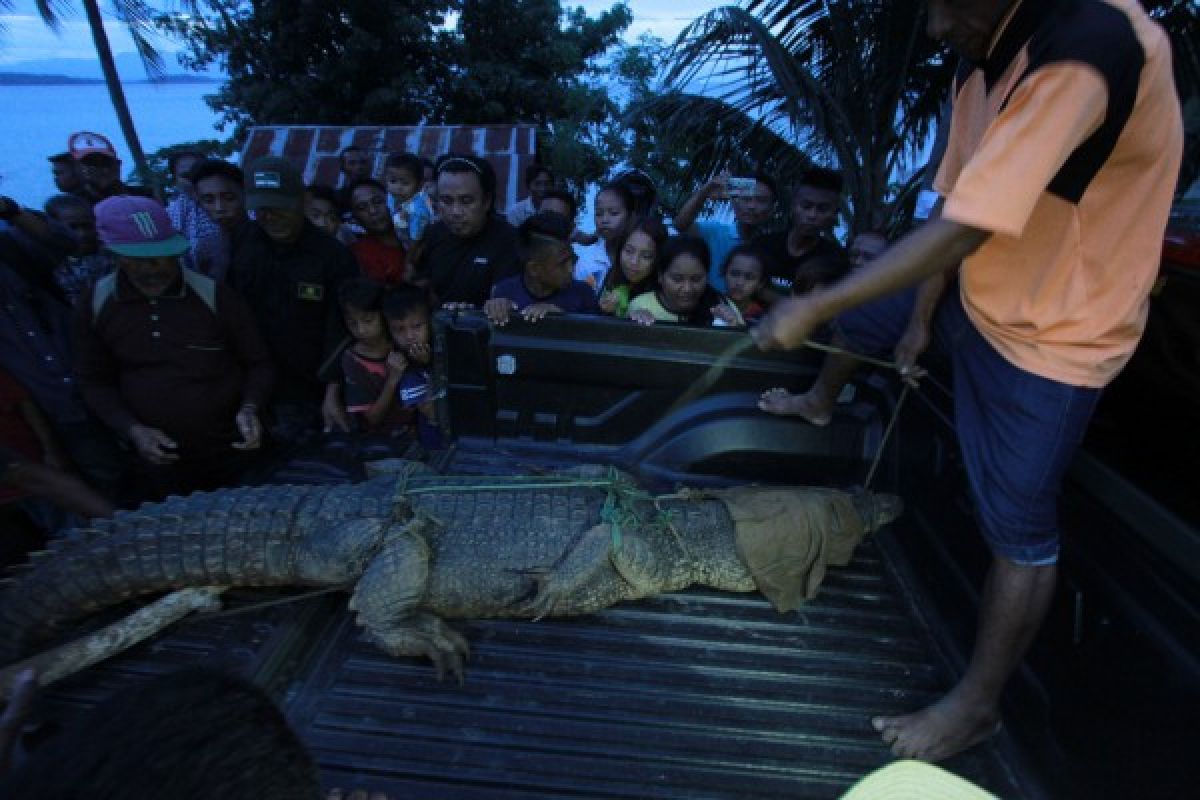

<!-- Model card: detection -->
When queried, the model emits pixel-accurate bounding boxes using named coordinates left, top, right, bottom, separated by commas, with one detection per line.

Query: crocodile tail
left=0, top=484, right=324, bottom=666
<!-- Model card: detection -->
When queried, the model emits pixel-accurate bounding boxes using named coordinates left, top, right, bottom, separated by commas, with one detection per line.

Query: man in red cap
left=74, top=196, right=273, bottom=500
left=67, top=131, right=152, bottom=204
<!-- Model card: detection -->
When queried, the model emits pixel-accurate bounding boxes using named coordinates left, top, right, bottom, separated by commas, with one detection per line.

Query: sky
left=0, top=1, right=728, bottom=68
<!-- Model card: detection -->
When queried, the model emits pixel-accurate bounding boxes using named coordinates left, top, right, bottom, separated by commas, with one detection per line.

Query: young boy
left=382, top=286, right=443, bottom=449
left=335, top=279, right=411, bottom=433
left=384, top=153, right=434, bottom=249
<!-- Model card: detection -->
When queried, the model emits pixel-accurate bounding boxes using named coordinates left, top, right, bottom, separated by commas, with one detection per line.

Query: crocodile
left=0, top=464, right=901, bottom=680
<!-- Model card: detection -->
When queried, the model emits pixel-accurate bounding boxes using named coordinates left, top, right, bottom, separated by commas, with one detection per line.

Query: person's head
left=732, top=172, right=778, bottom=228
left=793, top=250, right=851, bottom=295
left=790, top=166, right=842, bottom=237
left=69, top=131, right=122, bottom=193
left=384, top=153, right=424, bottom=204
left=435, top=154, right=495, bottom=239
left=47, top=152, right=81, bottom=193
left=611, top=169, right=659, bottom=218
left=44, top=193, right=98, bottom=255
left=0, top=668, right=321, bottom=799
left=348, top=178, right=393, bottom=236
left=339, top=278, right=388, bottom=345
left=383, top=285, right=433, bottom=355
left=303, top=184, right=342, bottom=238
left=657, top=235, right=711, bottom=314
left=524, top=164, right=554, bottom=204
left=537, top=188, right=577, bottom=228
left=720, top=244, right=768, bottom=304
left=339, top=145, right=371, bottom=182
left=167, top=149, right=206, bottom=189
left=518, top=211, right=576, bottom=295
left=848, top=230, right=889, bottom=269
left=610, top=215, right=668, bottom=291
left=926, top=0, right=1015, bottom=62
left=245, top=156, right=306, bottom=244
left=94, top=195, right=189, bottom=297
left=593, top=182, right=634, bottom=243
left=191, top=160, right=246, bottom=232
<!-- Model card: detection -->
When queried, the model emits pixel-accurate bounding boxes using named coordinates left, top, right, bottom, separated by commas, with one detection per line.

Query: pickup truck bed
left=34, top=445, right=1037, bottom=797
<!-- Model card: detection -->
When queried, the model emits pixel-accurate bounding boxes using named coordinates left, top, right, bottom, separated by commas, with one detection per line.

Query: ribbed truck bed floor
left=32, top=444, right=1034, bottom=798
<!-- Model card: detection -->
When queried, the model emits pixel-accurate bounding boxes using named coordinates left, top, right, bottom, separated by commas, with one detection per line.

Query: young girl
left=333, top=279, right=411, bottom=433
left=384, top=152, right=435, bottom=248
left=598, top=216, right=667, bottom=318
left=628, top=235, right=731, bottom=326
left=574, top=182, right=635, bottom=290
left=714, top=244, right=769, bottom=325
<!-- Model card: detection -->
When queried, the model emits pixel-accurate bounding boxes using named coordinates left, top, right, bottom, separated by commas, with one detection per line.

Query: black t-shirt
left=753, top=231, right=848, bottom=295
left=416, top=216, right=521, bottom=306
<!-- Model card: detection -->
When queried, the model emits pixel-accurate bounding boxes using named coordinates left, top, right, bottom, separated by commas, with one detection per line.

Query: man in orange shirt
left=756, top=0, right=1182, bottom=762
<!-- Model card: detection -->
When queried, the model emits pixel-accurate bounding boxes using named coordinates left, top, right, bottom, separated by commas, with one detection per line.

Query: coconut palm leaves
left=647, top=0, right=956, bottom=232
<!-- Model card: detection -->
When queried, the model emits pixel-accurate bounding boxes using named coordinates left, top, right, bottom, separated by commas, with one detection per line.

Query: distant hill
left=0, top=71, right=218, bottom=86
left=0, top=53, right=222, bottom=82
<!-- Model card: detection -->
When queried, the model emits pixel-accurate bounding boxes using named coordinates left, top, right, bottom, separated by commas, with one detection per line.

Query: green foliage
left=162, top=1, right=455, bottom=137
left=164, top=0, right=634, bottom=181
left=642, top=0, right=955, bottom=235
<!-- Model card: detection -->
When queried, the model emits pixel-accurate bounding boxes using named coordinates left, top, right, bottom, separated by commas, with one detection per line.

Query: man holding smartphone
left=672, top=170, right=778, bottom=292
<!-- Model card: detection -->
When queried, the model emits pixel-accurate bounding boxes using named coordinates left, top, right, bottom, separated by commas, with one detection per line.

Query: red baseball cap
left=68, top=131, right=119, bottom=162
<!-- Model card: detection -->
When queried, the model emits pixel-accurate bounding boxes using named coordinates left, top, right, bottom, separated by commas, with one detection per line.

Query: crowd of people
left=0, top=128, right=886, bottom=543
left=0, top=0, right=1187, bottom=782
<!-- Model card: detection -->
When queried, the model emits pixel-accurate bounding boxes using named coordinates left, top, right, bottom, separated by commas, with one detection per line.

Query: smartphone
left=727, top=177, right=756, bottom=197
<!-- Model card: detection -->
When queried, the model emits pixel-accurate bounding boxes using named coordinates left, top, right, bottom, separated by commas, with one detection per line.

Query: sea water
left=0, top=81, right=225, bottom=207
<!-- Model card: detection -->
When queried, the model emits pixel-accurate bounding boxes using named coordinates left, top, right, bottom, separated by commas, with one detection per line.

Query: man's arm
left=672, top=174, right=727, bottom=234
left=756, top=217, right=988, bottom=351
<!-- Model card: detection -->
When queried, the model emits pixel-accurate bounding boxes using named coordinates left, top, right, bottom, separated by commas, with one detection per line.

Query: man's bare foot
left=871, top=692, right=1000, bottom=761
left=757, top=388, right=833, bottom=425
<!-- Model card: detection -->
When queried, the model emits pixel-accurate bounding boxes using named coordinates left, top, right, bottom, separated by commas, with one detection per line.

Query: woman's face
left=723, top=254, right=765, bottom=301
left=660, top=254, right=708, bottom=312
left=593, top=189, right=629, bottom=242
left=619, top=230, right=657, bottom=284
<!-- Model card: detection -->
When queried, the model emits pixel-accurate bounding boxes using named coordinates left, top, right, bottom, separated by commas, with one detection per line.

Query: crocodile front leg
left=349, top=527, right=469, bottom=683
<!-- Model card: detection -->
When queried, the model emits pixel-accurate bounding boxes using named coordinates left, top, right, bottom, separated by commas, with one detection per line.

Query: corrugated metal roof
left=240, top=125, right=538, bottom=213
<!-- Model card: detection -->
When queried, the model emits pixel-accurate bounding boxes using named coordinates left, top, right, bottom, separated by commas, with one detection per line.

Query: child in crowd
left=486, top=211, right=599, bottom=326
left=629, top=235, right=731, bottom=326
left=335, top=279, right=411, bottom=433
left=538, top=189, right=577, bottom=231
left=791, top=249, right=852, bottom=297
left=713, top=244, right=768, bottom=326
left=574, top=182, right=634, bottom=290
left=598, top=216, right=667, bottom=318
left=43, top=193, right=113, bottom=305
left=304, top=184, right=355, bottom=246
left=384, top=153, right=435, bottom=248
left=382, top=286, right=443, bottom=449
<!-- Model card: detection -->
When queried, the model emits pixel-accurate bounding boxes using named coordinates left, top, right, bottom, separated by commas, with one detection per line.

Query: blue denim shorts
left=835, top=286, right=1101, bottom=566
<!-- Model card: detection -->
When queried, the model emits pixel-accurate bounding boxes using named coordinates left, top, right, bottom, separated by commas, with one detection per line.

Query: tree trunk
left=82, top=0, right=159, bottom=198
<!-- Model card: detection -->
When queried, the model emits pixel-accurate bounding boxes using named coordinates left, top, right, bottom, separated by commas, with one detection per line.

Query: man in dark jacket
left=76, top=196, right=273, bottom=501
left=229, top=156, right=358, bottom=440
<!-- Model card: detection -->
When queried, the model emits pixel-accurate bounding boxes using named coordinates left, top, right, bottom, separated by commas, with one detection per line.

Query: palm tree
left=1, top=1, right=199, bottom=192
left=642, top=0, right=956, bottom=234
